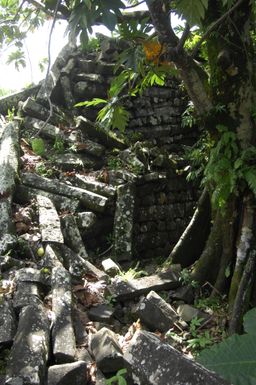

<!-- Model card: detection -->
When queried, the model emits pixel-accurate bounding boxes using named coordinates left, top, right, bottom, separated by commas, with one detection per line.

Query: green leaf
left=198, top=308, right=256, bottom=385
left=31, top=138, right=45, bottom=156
left=176, top=0, right=208, bottom=25
left=74, top=98, right=107, bottom=107
left=243, top=308, right=256, bottom=335
left=244, top=168, right=256, bottom=196
left=117, top=368, right=127, bottom=376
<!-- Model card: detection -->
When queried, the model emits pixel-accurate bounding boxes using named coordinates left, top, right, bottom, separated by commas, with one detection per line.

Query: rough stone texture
left=13, top=281, right=43, bottom=311
left=15, top=185, right=80, bottom=213
left=88, top=304, right=115, bottom=323
left=52, top=244, right=108, bottom=281
left=22, top=173, right=109, bottom=213
left=21, top=97, right=64, bottom=126
left=0, top=255, right=25, bottom=271
left=0, top=85, right=40, bottom=115
left=51, top=266, right=76, bottom=363
left=134, top=290, right=177, bottom=332
left=37, top=195, right=64, bottom=243
left=177, top=304, right=210, bottom=323
left=15, top=267, right=50, bottom=287
left=6, top=304, right=50, bottom=385
left=108, top=269, right=180, bottom=301
left=76, top=212, right=97, bottom=232
left=124, top=330, right=230, bottom=385
left=61, top=214, right=88, bottom=259
left=168, top=285, right=195, bottom=304
left=73, top=174, right=116, bottom=197
left=0, top=301, right=16, bottom=347
left=51, top=153, right=101, bottom=171
left=90, top=327, right=124, bottom=373
left=101, top=258, right=121, bottom=276
left=47, top=361, right=87, bottom=385
left=114, top=182, right=136, bottom=261
left=76, top=116, right=126, bottom=150
left=23, top=117, right=64, bottom=140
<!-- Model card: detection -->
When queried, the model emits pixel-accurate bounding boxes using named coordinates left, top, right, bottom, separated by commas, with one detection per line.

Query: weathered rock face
left=124, top=331, right=230, bottom=385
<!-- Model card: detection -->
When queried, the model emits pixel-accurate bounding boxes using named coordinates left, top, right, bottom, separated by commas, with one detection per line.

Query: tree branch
left=177, top=23, right=190, bottom=52
left=191, top=0, right=244, bottom=58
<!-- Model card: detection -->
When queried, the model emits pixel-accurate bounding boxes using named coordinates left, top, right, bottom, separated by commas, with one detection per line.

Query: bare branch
left=177, top=23, right=190, bottom=52
left=191, top=0, right=244, bottom=58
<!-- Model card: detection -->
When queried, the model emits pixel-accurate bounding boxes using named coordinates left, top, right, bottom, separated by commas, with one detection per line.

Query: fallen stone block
left=88, top=304, right=115, bottom=323
left=39, top=244, right=63, bottom=269
left=15, top=267, right=50, bottom=287
left=76, top=116, right=126, bottom=150
left=6, top=304, right=50, bottom=385
left=52, top=244, right=108, bottom=281
left=37, top=195, right=64, bottom=244
left=47, top=361, right=87, bottom=385
left=134, top=290, right=177, bottom=332
left=0, top=255, right=25, bottom=272
left=168, top=285, right=195, bottom=304
left=13, top=281, right=43, bottom=311
left=0, top=301, right=16, bottom=347
left=108, top=269, right=180, bottom=301
left=51, top=266, right=76, bottom=363
left=90, top=327, right=124, bottom=374
left=114, top=182, right=136, bottom=262
left=51, top=153, right=102, bottom=171
left=15, top=185, right=80, bottom=213
left=22, top=173, right=108, bottom=213
left=73, top=175, right=116, bottom=198
left=124, top=330, right=230, bottom=385
left=61, top=214, right=88, bottom=260
left=76, top=212, right=97, bottom=232
left=177, top=304, right=210, bottom=323
left=22, top=97, right=62, bottom=126
left=101, top=258, right=121, bottom=276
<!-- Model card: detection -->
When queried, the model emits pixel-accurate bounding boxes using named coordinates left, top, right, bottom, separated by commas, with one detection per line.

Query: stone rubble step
left=124, top=330, right=230, bottom=385
left=61, top=214, right=88, bottom=260
left=0, top=301, right=16, bottom=348
left=50, top=153, right=102, bottom=171
left=72, top=174, right=116, bottom=198
left=37, top=195, right=64, bottom=244
left=6, top=304, right=50, bottom=385
left=134, top=290, right=177, bottom=332
left=47, top=361, right=87, bottom=385
left=101, top=258, right=121, bottom=276
left=15, top=185, right=80, bottom=213
left=90, top=327, right=124, bottom=374
left=51, top=266, right=76, bottom=364
left=88, top=304, right=115, bottom=323
left=108, top=269, right=180, bottom=301
left=22, top=172, right=109, bottom=213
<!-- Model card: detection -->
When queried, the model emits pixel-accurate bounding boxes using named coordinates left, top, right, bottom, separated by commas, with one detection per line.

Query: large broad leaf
left=197, top=308, right=256, bottom=385
left=176, top=0, right=208, bottom=26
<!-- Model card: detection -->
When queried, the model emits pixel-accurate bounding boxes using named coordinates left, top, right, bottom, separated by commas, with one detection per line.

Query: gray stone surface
left=76, top=116, right=126, bottom=150
left=51, top=266, right=76, bottom=363
left=15, top=185, right=80, bottom=213
left=47, top=361, right=87, bottom=385
left=0, top=255, right=25, bottom=271
left=76, top=211, right=97, bottom=232
left=22, top=173, right=108, bottom=213
left=22, top=97, right=63, bottom=126
left=124, top=330, right=230, bottom=385
left=52, top=244, right=108, bottom=281
left=6, top=304, right=50, bottom=385
left=177, top=304, right=210, bottom=323
left=88, top=304, right=115, bottom=323
left=0, top=301, right=16, bottom=347
left=23, top=117, right=64, bottom=140
left=37, top=195, right=64, bottom=243
left=114, top=182, right=135, bottom=262
left=0, top=84, right=40, bottom=115
left=108, top=269, right=180, bottom=301
left=169, top=285, right=195, bottom=304
left=90, top=327, right=124, bottom=373
left=134, top=290, right=177, bottom=332
left=61, top=214, right=88, bottom=259
left=101, top=258, right=121, bottom=276
left=13, top=281, right=43, bottom=311
left=51, top=153, right=100, bottom=171
left=73, top=175, right=116, bottom=197
left=15, top=267, right=50, bottom=286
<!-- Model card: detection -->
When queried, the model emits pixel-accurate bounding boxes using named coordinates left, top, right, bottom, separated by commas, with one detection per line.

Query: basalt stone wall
left=1, top=40, right=200, bottom=261
left=134, top=175, right=198, bottom=260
